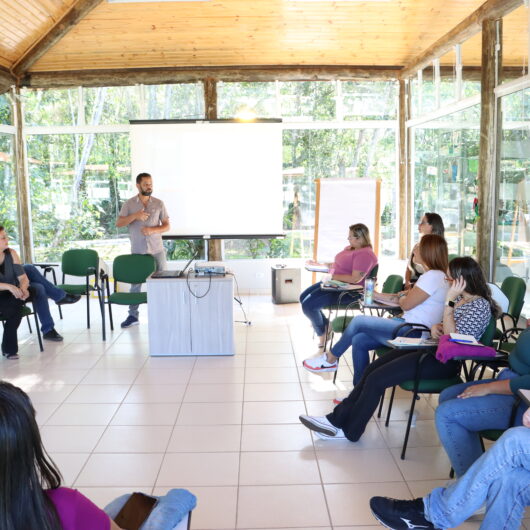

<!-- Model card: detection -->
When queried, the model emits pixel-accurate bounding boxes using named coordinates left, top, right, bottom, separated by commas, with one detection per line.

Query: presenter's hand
left=141, top=227, right=154, bottom=236
left=136, top=209, right=149, bottom=222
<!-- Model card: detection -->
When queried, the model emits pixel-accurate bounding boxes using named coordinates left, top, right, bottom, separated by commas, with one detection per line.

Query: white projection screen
left=130, top=121, right=284, bottom=237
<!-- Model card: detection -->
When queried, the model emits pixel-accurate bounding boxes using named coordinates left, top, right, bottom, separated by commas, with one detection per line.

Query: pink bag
left=435, top=334, right=496, bottom=364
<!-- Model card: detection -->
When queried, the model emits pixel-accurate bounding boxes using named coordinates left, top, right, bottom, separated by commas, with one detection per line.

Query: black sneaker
left=121, top=316, right=139, bottom=328
left=43, top=329, right=64, bottom=342
left=57, top=293, right=81, bottom=305
left=370, top=496, right=436, bottom=529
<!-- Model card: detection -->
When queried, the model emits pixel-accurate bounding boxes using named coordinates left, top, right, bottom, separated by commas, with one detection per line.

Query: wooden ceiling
left=0, top=0, right=526, bottom=78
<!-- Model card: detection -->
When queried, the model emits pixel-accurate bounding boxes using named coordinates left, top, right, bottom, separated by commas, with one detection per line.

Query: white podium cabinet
left=146, top=275, right=234, bottom=356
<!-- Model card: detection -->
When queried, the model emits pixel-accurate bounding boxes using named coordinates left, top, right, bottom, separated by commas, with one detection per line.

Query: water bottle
left=364, top=278, right=375, bottom=305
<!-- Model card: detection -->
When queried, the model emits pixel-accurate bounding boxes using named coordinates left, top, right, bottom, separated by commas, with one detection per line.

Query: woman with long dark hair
left=405, top=212, right=445, bottom=289
left=299, top=256, right=499, bottom=442
left=0, top=381, right=121, bottom=529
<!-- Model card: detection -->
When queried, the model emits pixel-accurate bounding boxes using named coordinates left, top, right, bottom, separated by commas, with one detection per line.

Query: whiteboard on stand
left=314, top=179, right=381, bottom=263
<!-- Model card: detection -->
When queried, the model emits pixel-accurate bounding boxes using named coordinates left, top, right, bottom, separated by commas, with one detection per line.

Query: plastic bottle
left=364, top=278, right=375, bottom=305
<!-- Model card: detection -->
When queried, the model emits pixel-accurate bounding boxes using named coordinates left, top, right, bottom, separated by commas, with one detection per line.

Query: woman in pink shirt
left=300, top=223, right=378, bottom=348
left=0, top=381, right=121, bottom=530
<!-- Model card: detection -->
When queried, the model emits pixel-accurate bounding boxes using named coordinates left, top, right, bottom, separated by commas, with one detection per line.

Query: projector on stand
left=194, top=261, right=227, bottom=276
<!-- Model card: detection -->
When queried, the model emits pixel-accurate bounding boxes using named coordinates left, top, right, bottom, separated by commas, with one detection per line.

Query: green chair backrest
left=500, top=276, right=526, bottom=321
left=62, top=249, right=99, bottom=277
left=448, top=254, right=459, bottom=263
left=382, top=274, right=404, bottom=294
left=113, top=254, right=156, bottom=285
left=480, top=316, right=497, bottom=347
left=368, top=264, right=379, bottom=280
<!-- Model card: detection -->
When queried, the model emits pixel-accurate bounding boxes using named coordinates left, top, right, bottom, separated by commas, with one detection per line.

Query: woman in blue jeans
left=435, top=328, right=530, bottom=477
left=303, top=234, right=449, bottom=385
left=300, top=223, right=377, bottom=348
left=370, top=416, right=530, bottom=530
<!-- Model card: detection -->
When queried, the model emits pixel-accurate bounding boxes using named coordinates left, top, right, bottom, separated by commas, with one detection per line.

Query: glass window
left=279, top=81, right=336, bottom=121
left=84, top=86, right=142, bottom=125
left=440, top=49, right=457, bottom=106
left=0, top=133, right=17, bottom=243
left=22, top=88, right=81, bottom=126
left=421, top=65, right=437, bottom=115
left=461, top=32, right=482, bottom=99
left=496, top=87, right=530, bottom=313
left=218, top=82, right=277, bottom=119
left=139, top=83, right=205, bottom=120
left=0, top=93, right=13, bottom=125
left=340, top=81, right=397, bottom=121
left=411, top=104, right=480, bottom=256
left=27, top=132, right=133, bottom=262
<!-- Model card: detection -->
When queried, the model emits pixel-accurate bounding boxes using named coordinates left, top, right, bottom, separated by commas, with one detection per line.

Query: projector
left=194, top=261, right=226, bottom=275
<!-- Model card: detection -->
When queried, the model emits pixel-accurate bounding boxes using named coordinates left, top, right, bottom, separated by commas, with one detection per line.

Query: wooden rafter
left=12, top=0, right=103, bottom=77
left=0, top=66, right=15, bottom=93
left=401, top=0, right=523, bottom=78
left=21, top=65, right=403, bottom=89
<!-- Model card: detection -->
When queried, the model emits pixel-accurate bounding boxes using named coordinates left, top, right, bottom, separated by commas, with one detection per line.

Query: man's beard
left=140, top=190, right=152, bottom=196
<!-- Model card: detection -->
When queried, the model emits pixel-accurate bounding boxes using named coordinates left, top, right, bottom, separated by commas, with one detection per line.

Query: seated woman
left=0, top=225, right=30, bottom=360
left=299, top=256, right=497, bottom=442
left=303, top=234, right=449, bottom=383
left=405, top=212, right=445, bottom=289
left=300, top=223, right=377, bottom=348
left=435, top=327, right=530, bottom=477
left=0, top=380, right=121, bottom=529
left=370, top=415, right=530, bottom=530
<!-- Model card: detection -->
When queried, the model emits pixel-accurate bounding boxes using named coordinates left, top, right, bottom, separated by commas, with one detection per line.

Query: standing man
left=116, top=173, right=170, bottom=328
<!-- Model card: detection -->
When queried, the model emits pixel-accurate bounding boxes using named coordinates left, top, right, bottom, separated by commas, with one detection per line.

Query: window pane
left=440, top=49, right=456, bottom=106
left=142, top=83, right=205, bottom=120
left=502, top=5, right=529, bottom=81
left=497, top=87, right=530, bottom=313
left=27, top=133, right=133, bottom=262
left=0, top=134, right=17, bottom=243
left=22, top=88, right=80, bottom=126
left=218, top=82, right=277, bottom=119
left=84, top=86, right=142, bottom=124
left=411, top=105, right=480, bottom=256
left=0, top=94, right=13, bottom=125
left=341, top=81, right=397, bottom=120
left=279, top=81, right=336, bottom=121
left=461, top=32, right=482, bottom=99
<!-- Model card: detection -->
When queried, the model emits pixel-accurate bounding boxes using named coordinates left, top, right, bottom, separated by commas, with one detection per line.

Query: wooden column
left=12, top=86, right=34, bottom=263
left=477, top=19, right=501, bottom=280
left=203, top=78, right=222, bottom=261
left=398, top=79, right=409, bottom=260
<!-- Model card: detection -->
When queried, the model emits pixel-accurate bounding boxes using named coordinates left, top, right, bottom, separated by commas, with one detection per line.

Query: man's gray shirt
left=119, top=195, right=169, bottom=255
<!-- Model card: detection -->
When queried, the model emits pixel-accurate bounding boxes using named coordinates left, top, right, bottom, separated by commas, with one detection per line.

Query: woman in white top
left=303, top=234, right=449, bottom=385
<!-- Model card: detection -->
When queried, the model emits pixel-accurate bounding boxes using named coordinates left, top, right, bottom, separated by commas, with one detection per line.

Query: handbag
left=435, top=334, right=496, bottom=363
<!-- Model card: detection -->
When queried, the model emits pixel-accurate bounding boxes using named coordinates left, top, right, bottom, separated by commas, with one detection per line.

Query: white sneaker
left=302, top=353, right=338, bottom=373
left=315, top=428, right=347, bottom=440
left=299, top=415, right=338, bottom=436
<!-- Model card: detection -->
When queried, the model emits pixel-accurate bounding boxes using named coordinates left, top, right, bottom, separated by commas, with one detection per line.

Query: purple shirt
left=46, top=488, right=110, bottom=530
left=332, top=246, right=378, bottom=284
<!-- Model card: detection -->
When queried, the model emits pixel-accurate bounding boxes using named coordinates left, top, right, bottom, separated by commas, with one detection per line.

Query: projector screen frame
left=129, top=118, right=283, bottom=125
left=162, top=234, right=285, bottom=240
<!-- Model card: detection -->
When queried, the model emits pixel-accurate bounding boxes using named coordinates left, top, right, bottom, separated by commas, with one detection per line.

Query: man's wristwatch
left=446, top=300, right=456, bottom=308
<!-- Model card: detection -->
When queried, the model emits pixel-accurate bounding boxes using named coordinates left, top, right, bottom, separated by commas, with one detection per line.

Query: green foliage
left=164, top=239, right=205, bottom=260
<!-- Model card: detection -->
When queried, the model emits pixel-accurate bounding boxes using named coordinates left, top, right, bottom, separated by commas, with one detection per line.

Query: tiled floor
left=3, top=295, right=527, bottom=529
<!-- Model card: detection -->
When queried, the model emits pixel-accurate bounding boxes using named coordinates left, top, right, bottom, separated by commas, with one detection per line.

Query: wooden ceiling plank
left=13, top=0, right=103, bottom=76
left=401, top=0, right=523, bottom=77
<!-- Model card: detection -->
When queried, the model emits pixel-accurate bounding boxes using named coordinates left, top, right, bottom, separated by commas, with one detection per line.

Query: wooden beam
left=12, top=86, right=34, bottom=263
left=0, top=67, right=15, bottom=94
left=476, top=19, right=501, bottom=280
left=398, top=79, right=408, bottom=260
left=13, top=0, right=103, bottom=76
left=21, top=65, right=402, bottom=89
left=401, top=0, right=522, bottom=79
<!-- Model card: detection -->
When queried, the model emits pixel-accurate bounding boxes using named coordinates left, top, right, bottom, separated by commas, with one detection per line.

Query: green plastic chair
left=388, top=316, right=497, bottom=460
left=56, top=249, right=103, bottom=333
left=496, top=276, right=526, bottom=342
left=105, top=254, right=156, bottom=331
